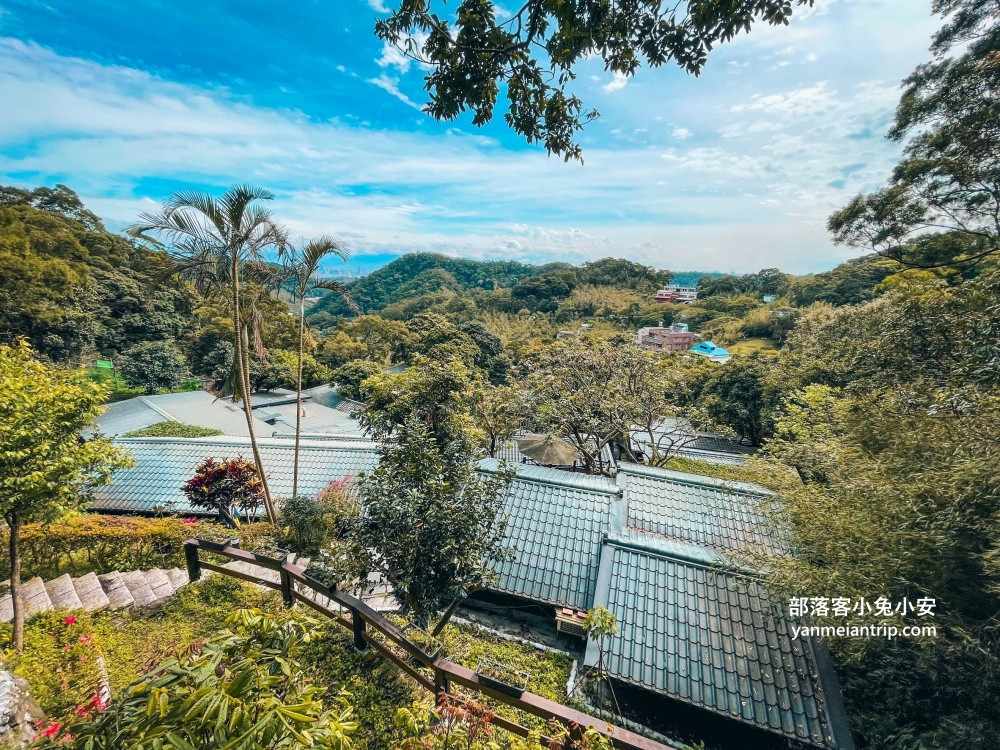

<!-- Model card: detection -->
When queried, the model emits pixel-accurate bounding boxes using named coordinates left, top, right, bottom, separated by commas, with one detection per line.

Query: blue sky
left=0, top=0, right=940, bottom=274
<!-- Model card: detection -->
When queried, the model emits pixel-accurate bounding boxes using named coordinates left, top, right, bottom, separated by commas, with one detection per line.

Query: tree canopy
left=0, top=342, right=131, bottom=650
left=348, top=418, right=514, bottom=631
left=829, top=0, right=1000, bottom=270
left=376, top=0, right=815, bottom=159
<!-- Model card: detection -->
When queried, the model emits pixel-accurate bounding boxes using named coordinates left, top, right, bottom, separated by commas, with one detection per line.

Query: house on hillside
left=469, top=460, right=854, bottom=750
left=655, top=286, right=699, bottom=304
left=631, top=418, right=757, bottom=466
left=636, top=323, right=697, bottom=352
left=86, top=416, right=850, bottom=749
left=690, top=341, right=731, bottom=363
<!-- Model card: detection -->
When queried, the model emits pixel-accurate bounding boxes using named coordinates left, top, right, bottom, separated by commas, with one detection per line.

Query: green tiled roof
left=478, top=459, right=620, bottom=610
left=617, top=462, right=779, bottom=558
left=89, top=437, right=379, bottom=515
left=590, top=539, right=844, bottom=749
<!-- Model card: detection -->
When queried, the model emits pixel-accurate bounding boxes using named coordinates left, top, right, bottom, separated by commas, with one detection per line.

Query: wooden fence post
left=434, top=667, right=450, bottom=703
left=279, top=567, right=293, bottom=608
left=184, top=542, right=200, bottom=583
left=351, top=608, right=367, bottom=651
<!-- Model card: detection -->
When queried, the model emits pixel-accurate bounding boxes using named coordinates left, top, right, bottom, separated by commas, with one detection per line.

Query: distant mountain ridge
left=308, top=252, right=724, bottom=318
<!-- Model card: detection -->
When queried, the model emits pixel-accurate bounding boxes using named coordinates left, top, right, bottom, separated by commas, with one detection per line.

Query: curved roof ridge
left=114, top=436, right=376, bottom=451
left=478, top=458, right=621, bottom=496
left=617, top=460, right=773, bottom=496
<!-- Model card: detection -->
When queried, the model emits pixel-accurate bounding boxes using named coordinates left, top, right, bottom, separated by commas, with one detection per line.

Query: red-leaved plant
left=181, top=456, right=265, bottom=527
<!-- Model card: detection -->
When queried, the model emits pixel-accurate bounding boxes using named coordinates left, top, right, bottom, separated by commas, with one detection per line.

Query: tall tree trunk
left=6, top=511, right=23, bottom=652
left=293, top=294, right=305, bottom=497
left=231, top=259, right=277, bottom=524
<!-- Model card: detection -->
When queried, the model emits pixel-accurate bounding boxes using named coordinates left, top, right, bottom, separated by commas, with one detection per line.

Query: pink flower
left=182, top=517, right=197, bottom=525
left=40, top=722, right=60, bottom=737
left=63, top=615, right=76, bottom=626
left=63, top=644, right=72, bottom=652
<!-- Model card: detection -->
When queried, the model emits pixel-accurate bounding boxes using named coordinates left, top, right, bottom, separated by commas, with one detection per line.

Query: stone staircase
left=0, top=554, right=398, bottom=624
left=0, top=568, right=191, bottom=623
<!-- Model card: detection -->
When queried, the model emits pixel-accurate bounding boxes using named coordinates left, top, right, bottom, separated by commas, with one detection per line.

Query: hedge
left=0, top=514, right=279, bottom=582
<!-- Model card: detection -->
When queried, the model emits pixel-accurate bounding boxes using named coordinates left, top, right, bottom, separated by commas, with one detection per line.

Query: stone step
left=120, top=571, right=157, bottom=607
left=45, top=574, right=83, bottom=611
left=97, top=571, right=135, bottom=609
left=20, top=577, right=53, bottom=617
left=0, top=594, right=11, bottom=623
left=165, top=568, right=189, bottom=591
left=142, top=569, right=175, bottom=601
left=74, top=572, right=111, bottom=611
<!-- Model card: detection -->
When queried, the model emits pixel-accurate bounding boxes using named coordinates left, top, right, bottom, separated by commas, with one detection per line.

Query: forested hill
left=307, top=253, right=684, bottom=320
left=308, top=253, right=550, bottom=318
left=0, top=184, right=199, bottom=364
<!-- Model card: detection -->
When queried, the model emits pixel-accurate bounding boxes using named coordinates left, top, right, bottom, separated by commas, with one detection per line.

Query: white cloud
left=367, top=0, right=389, bottom=13
left=671, top=127, right=693, bottom=140
left=375, top=41, right=410, bottom=72
left=366, top=73, right=422, bottom=109
left=603, top=72, right=629, bottom=93
left=0, top=27, right=926, bottom=273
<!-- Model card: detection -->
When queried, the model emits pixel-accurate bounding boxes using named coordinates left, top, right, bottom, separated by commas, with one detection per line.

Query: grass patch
left=727, top=338, right=779, bottom=355
left=123, top=420, right=224, bottom=438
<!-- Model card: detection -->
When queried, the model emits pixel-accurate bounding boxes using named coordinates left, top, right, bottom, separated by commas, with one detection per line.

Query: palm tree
left=128, top=185, right=287, bottom=523
left=283, top=238, right=358, bottom=496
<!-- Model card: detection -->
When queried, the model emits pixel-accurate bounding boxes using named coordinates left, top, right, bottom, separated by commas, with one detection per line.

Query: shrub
left=316, top=477, right=360, bottom=540
left=0, top=611, right=107, bottom=720
left=181, top=455, right=265, bottom=526
left=122, top=421, right=223, bottom=438
left=280, top=478, right=358, bottom=556
left=280, top=495, right=328, bottom=557
left=34, top=608, right=358, bottom=749
left=0, top=515, right=280, bottom=582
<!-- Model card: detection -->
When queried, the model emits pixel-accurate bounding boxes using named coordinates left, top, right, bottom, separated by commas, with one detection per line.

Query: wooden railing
left=184, top=540, right=669, bottom=750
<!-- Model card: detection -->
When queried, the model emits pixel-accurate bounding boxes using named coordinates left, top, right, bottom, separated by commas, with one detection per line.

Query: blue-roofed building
left=690, top=341, right=732, bottom=363
left=89, top=436, right=379, bottom=515
left=471, top=460, right=852, bottom=750
left=478, top=459, right=620, bottom=610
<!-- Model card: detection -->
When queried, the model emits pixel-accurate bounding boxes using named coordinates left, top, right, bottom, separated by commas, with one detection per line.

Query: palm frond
left=303, top=236, right=350, bottom=269
left=222, top=185, right=275, bottom=239
left=310, top=279, right=360, bottom=314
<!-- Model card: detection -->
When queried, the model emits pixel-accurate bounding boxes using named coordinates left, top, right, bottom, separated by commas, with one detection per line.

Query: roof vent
left=555, top=608, right=588, bottom=639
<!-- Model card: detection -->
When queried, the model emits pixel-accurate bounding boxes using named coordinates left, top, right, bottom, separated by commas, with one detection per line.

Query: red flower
left=182, top=517, right=197, bottom=525
left=63, top=615, right=76, bottom=626
left=75, top=705, right=88, bottom=715
left=40, top=722, right=60, bottom=737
